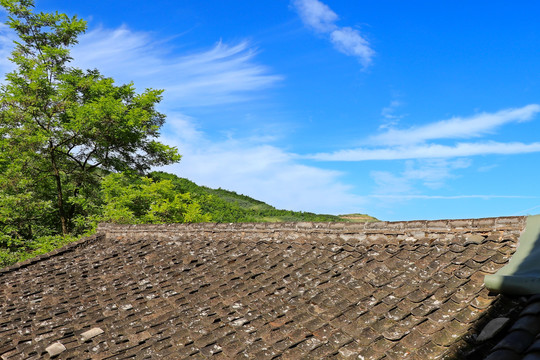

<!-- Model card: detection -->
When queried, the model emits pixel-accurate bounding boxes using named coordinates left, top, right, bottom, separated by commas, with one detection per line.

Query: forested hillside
left=149, top=171, right=348, bottom=223
left=0, top=169, right=377, bottom=267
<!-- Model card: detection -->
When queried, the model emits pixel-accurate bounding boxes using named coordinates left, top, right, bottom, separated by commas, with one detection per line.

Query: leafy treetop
left=0, top=0, right=180, bottom=236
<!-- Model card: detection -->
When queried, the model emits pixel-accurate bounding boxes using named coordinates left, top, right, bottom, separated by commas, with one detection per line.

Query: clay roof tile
left=0, top=217, right=530, bottom=359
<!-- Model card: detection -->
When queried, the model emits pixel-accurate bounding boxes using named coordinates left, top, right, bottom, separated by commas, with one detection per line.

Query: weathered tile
left=0, top=219, right=526, bottom=359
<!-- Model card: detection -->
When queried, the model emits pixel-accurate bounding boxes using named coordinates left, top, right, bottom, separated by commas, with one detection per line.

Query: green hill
left=338, top=213, right=379, bottom=222
left=0, top=170, right=378, bottom=268
left=150, top=171, right=377, bottom=223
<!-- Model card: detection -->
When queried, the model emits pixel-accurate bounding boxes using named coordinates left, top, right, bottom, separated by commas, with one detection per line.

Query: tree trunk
left=51, top=153, right=68, bottom=236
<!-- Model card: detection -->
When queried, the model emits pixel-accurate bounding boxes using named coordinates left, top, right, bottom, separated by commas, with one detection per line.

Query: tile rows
left=0, top=224, right=522, bottom=359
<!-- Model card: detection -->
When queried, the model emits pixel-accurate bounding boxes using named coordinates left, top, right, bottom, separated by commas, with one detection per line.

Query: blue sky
left=2, top=0, right=540, bottom=220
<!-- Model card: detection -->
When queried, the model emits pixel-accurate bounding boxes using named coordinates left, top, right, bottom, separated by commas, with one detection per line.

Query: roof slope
left=482, top=294, right=540, bottom=360
left=0, top=218, right=526, bottom=359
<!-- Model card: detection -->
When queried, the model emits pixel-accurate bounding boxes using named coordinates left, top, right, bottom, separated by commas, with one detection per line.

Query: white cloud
left=366, top=157, right=537, bottom=218
left=370, top=104, right=540, bottom=146
left=308, top=105, right=540, bottom=162
left=370, top=159, right=471, bottom=196
left=380, top=100, right=405, bottom=130
left=309, top=103, right=540, bottom=210
left=477, top=164, right=498, bottom=172
left=160, top=119, right=367, bottom=214
left=330, top=27, right=374, bottom=68
left=403, top=159, right=471, bottom=189
left=309, top=141, right=540, bottom=161
left=292, top=0, right=374, bottom=67
left=72, top=26, right=283, bottom=107
left=0, top=24, right=283, bottom=107
left=71, top=25, right=367, bottom=214
left=370, top=194, right=537, bottom=200
left=292, top=0, right=338, bottom=32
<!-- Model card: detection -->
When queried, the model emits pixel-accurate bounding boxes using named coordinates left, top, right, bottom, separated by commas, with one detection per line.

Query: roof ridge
left=97, top=216, right=526, bottom=233
left=98, top=216, right=526, bottom=247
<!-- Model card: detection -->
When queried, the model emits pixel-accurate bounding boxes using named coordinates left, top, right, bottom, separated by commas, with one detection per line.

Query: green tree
left=100, top=173, right=211, bottom=224
left=0, top=0, right=180, bottom=238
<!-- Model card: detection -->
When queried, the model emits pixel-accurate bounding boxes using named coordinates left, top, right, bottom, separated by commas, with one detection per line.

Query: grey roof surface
left=482, top=295, right=540, bottom=360
left=0, top=218, right=531, bottom=359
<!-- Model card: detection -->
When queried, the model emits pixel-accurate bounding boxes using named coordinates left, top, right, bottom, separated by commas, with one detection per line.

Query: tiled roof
left=0, top=218, right=528, bottom=359
left=481, top=295, right=540, bottom=360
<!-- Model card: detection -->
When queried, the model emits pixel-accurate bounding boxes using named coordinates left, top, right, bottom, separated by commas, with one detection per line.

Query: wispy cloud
left=0, top=23, right=283, bottom=107
left=370, top=194, right=538, bottom=200
left=292, top=0, right=374, bottom=67
left=308, top=104, right=540, bottom=161
left=330, top=27, right=373, bottom=66
left=307, top=104, right=540, bottom=209
left=402, top=158, right=470, bottom=189
left=160, top=118, right=367, bottom=214
left=0, top=21, right=367, bottom=214
left=365, top=157, right=537, bottom=219
left=381, top=100, right=403, bottom=121
left=370, top=159, right=471, bottom=196
left=310, top=141, right=540, bottom=161
left=292, top=0, right=338, bottom=32
left=370, top=104, right=540, bottom=146
left=68, top=24, right=365, bottom=214
left=380, top=100, right=405, bottom=129
left=72, top=26, right=283, bottom=107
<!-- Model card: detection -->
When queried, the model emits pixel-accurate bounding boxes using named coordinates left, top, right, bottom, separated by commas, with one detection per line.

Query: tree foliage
left=100, top=173, right=210, bottom=224
left=0, top=0, right=180, bottom=238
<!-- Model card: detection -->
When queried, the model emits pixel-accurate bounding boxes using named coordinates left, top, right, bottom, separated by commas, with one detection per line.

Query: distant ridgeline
left=149, top=172, right=378, bottom=223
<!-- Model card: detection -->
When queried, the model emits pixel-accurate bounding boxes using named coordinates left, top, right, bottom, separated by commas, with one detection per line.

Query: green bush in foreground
left=0, top=235, right=77, bottom=268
